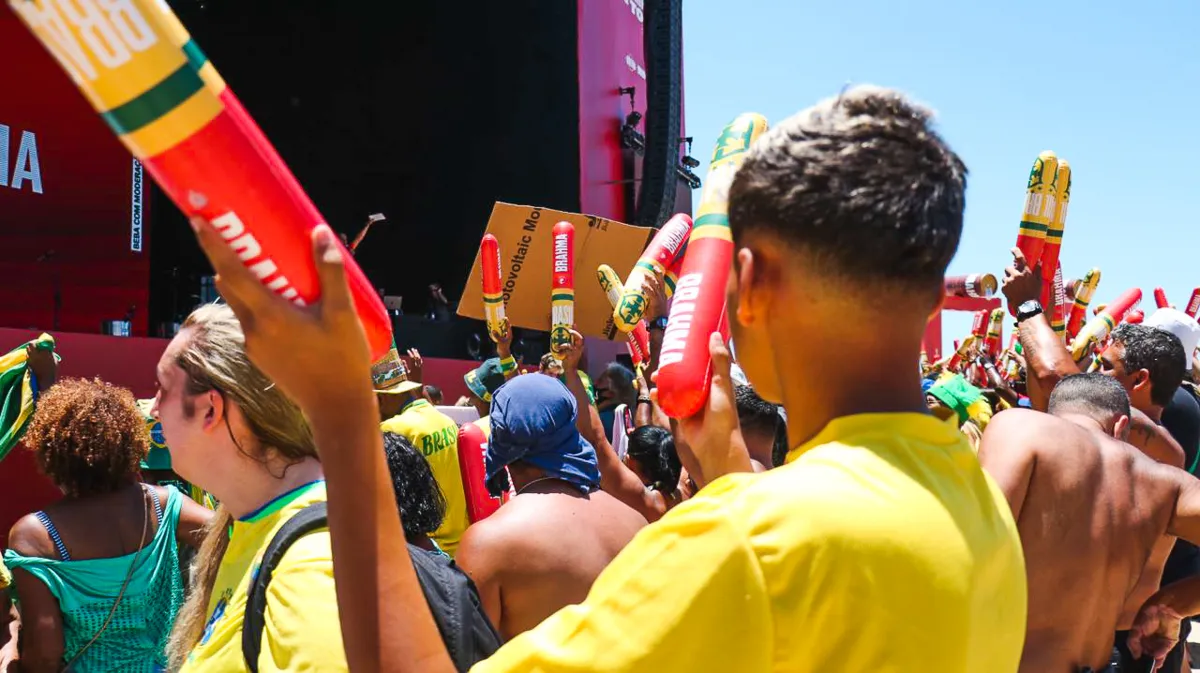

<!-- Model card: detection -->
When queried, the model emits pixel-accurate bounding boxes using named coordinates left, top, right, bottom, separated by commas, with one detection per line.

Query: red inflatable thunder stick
left=1066, top=268, right=1102, bottom=341
left=1050, top=263, right=1068, bottom=340
left=1011, top=151, right=1059, bottom=315
left=457, top=422, right=502, bottom=523
left=1154, top=287, right=1170, bottom=309
left=1187, top=289, right=1200, bottom=318
left=1039, top=160, right=1071, bottom=336
left=1125, top=310, right=1145, bottom=324
left=985, top=309, right=1005, bottom=360
left=11, top=0, right=392, bottom=359
left=550, top=222, right=576, bottom=359
left=613, top=214, right=693, bottom=333
left=480, top=234, right=508, bottom=341
left=657, top=113, right=769, bottom=419
left=970, top=310, right=990, bottom=339
left=1070, top=288, right=1143, bottom=361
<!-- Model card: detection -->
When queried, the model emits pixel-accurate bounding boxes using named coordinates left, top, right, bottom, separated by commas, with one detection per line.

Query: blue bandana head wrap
left=485, top=374, right=600, bottom=497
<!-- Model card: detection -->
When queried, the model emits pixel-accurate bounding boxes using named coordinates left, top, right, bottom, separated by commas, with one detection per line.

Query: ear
left=203, top=390, right=226, bottom=434
left=733, top=247, right=772, bottom=327
left=1131, top=369, right=1153, bottom=395
left=1113, top=414, right=1131, bottom=441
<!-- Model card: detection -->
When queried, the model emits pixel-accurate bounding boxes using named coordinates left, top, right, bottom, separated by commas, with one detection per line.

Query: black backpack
left=241, top=502, right=502, bottom=672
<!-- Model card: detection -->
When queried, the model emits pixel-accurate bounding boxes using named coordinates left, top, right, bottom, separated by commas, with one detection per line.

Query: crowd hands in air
left=5, top=85, right=1200, bottom=673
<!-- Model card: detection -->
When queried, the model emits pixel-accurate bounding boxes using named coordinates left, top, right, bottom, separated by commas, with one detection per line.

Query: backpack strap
left=241, top=501, right=329, bottom=673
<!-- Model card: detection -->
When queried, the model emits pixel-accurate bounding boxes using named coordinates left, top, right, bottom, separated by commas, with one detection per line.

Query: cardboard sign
left=458, top=203, right=653, bottom=340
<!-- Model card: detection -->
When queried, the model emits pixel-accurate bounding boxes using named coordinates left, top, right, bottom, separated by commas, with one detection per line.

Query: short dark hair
left=423, top=384, right=443, bottom=405
left=1049, top=373, right=1132, bottom=423
left=25, top=378, right=147, bottom=497
left=626, top=426, right=682, bottom=492
left=728, top=86, right=967, bottom=292
left=1111, top=324, right=1187, bottom=407
left=382, top=432, right=446, bottom=539
left=735, top=384, right=780, bottom=439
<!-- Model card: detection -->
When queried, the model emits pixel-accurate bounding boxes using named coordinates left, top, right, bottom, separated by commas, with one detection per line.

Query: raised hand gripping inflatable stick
left=597, top=265, right=651, bottom=368
left=479, top=234, right=508, bottom=341
left=1070, top=288, right=1143, bottom=362
left=1187, top=289, right=1200, bottom=318
left=944, top=274, right=998, bottom=299
left=11, top=0, right=392, bottom=359
left=613, top=214, right=693, bottom=333
left=1154, top=287, right=1170, bottom=309
left=1012, top=151, right=1059, bottom=314
left=1067, top=268, right=1102, bottom=340
left=657, top=113, right=768, bottom=419
left=549, top=222, right=575, bottom=359
left=1040, top=161, right=1071, bottom=324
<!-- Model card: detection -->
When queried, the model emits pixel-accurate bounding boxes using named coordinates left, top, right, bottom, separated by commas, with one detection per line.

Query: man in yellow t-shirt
left=373, top=346, right=469, bottom=556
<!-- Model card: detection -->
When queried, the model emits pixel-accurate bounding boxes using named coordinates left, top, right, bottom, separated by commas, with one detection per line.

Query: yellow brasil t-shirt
left=475, top=412, right=1027, bottom=672
left=381, top=399, right=470, bottom=557
left=180, top=480, right=346, bottom=673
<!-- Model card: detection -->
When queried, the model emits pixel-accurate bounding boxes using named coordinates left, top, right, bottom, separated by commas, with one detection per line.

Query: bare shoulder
left=980, top=409, right=1060, bottom=456
left=7, top=514, right=56, bottom=559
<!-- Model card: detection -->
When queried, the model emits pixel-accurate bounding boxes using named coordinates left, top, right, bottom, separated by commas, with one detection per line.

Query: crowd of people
left=2, top=85, right=1200, bottom=673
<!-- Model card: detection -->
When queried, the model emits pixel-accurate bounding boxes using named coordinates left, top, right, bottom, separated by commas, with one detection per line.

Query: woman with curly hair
left=4, top=378, right=212, bottom=672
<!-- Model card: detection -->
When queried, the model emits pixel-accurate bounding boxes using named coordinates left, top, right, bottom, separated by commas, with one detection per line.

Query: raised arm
left=1003, top=248, right=1080, bottom=411
left=562, top=330, right=666, bottom=521
left=977, top=354, right=1021, bottom=409
left=976, top=409, right=1039, bottom=522
left=1128, top=408, right=1186, bottom=469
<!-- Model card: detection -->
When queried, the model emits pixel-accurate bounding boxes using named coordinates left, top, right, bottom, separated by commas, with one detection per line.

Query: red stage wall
left=0, top=9, right=149, bottom=336
left=0, top=327, right=488, bottom=544
left=577, top=0, right=688, bottom=222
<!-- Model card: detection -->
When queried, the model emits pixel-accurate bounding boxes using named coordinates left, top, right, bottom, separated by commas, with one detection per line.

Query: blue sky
left=683, top=0, right=1200, bottom=352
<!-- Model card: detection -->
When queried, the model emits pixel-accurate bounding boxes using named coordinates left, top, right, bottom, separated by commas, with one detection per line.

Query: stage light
left=681, top=155, right=700, bottom=169
left=625, top=110, right=643, bottom=128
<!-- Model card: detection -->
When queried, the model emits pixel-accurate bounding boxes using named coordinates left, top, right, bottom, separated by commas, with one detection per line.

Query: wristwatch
left=648, top=316, right=669, bottom=331
left=1016, top=300, right=1043, bottom=324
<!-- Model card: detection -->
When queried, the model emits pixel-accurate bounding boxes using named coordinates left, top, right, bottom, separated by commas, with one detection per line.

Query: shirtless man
left=454, top=373, right=647, bottom=639
left=980, top=373, right=1200, bottom=672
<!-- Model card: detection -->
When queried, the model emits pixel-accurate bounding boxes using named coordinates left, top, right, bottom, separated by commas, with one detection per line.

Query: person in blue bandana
left=455, top=374, right=646, bottom=641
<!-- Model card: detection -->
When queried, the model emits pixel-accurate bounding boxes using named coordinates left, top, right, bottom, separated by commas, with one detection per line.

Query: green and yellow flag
left=0, top=334, right=56, bottom=462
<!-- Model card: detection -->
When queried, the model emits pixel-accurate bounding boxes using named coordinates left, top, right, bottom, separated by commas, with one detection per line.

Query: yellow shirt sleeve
left=0, top=560, right=10, bottom=591
left=472, top=493, right=773, bottom=672
left=259, top=534, right=348, bottom=673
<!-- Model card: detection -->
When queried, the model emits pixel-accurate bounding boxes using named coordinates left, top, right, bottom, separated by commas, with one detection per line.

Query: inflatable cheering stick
left=985, top=309, right=1005, bottom=360
left=1125, top=310, right=1145, bottom=325
left=1186, top=289, right=1200, bottom=318
left=597, top=265, right=651, bottom=368
left=664, top=253, right=685, bottom=299
left=11, top=0, right=392, bottom=360
left=1155, top=287, right=1170, bottom=309
left=657, top=113, right=768, bottom=419
left=457, top=422, right=502, bottom=523
left=1071, top=288, right=1143, bottom=362
left=1011, top=151, right=1059, bottom=314
left=1067, top=268, right=1101, bottom=341
left=613, top=214, right=693, bottom=333
left=479, top=234, right=508, bottom=341
left=1040, top=160, right=1070, bottom=335
left=549, top=222, right=575, bottom=359
left=944, top=274, right=998, bottom=299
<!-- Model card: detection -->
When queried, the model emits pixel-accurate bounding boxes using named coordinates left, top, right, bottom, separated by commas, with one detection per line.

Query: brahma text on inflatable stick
left=944, top=274, right=998, bottom=299
left=10, top=0, right=392, bottom=359
left=1050, top=263, right=1068, bottom=341
left=1012, top=151, right=1058, bottom=313
left=549, top=221, right=575, bottom=359
left=613, top=213, right=693, bottom=333
left=597, top=265, right=651, bottom=368
left=1070, top=288, right=1143, bottom=362
left=1039, top=160, right=1070, bottom=313
left=1187, top=289, right=1200, bottom=318
left=985, top=309, right=1005, bottom=360
left=657, top=112, right=768, bottom=419
left=1066, top=268, right=1101, bottom=341
left=1155, top=287, right=1170, bottom=309
left=480, top=234, right=508, bottom=341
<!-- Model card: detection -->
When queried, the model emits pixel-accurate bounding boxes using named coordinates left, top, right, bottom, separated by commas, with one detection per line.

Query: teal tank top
left=4, top=485, right=186, bottom=672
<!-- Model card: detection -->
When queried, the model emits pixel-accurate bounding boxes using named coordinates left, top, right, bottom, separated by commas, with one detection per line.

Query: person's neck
left=509, top=467, right=575, bottom=496
left=773, top=321, right=929, bottom=451
left=1135, top=401, right=1163, bottom=423
left=216, top=456, right=325, bottom=519
left=1058, top=413, right=1108, bottom=435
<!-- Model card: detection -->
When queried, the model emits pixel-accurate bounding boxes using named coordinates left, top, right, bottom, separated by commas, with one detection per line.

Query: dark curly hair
left=626, top=426, right=682, bottom=492
left=382, top=432, right=447, bottom=539
left=24, top=378, right=148, bottom=497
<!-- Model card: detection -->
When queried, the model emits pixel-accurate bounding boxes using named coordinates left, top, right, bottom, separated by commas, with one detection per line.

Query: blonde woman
left=156, top=305, right=345, bottom=672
